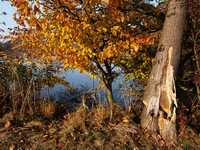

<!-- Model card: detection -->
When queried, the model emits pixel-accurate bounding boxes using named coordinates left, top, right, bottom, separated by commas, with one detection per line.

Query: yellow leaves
left=96, top=27, right=102, bottom=33
left=130, top=43, right=140, bottom=52
left=70, top=2, right=77, bottom=9
left=82, top=22, right=90, bottom=30
left=112, top=25, right=120, bottom=31
left=112, top=30, right=117, bottom=37
left=111, top=26, right=121, bottom=37
left=100, top=44, right=121, bottom=61
left=101, top=0, right=109, bottom=4
left=17, top=3, right=27, bottom=10
left=102, top=27, right=107, bottom=32
left=36, top=1, right=40, bottom=7
left=49, top=32, right=55, bottom=38
left=9, top=0, right=159, bottom=85
left=61, top=28, right=66, bottom=36
left=89, top=73, right=97, bottom=79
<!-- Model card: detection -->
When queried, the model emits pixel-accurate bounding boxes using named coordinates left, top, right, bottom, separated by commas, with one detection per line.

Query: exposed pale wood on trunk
left=160, top=47, right=177, bottom=118
left=140, top=0, right=187, bottom=146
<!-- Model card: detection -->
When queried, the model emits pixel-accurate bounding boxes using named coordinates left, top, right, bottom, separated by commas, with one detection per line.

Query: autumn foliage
left=1, top=0, right=200, bottom=148
left=9, top=0, right=165, bottom=117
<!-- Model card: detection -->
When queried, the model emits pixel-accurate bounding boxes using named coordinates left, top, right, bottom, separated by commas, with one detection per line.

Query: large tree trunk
left=140, top=0, right=187, bottom=145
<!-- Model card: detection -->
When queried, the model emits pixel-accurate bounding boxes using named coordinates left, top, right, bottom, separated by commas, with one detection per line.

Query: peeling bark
left=140, top=0, right=187, bottom=146
left=160, top=47, right=177, bottom=118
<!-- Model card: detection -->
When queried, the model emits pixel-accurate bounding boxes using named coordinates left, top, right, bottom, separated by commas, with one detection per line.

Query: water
left=44, top=69, right=135, bottom=107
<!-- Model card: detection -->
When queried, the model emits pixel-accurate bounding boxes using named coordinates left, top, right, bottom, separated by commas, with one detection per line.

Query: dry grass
left=0, top=57, right=39, bottom=116
left=0, top=55, right=67, bottom=118
left=39, top=99, right=57, bottom=119
left=0, top=103, right=200, bottom=149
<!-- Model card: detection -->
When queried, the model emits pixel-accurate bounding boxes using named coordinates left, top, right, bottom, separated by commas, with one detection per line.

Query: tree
left=140, top=0, right=187, bottom=145
left=9, top=0, right=163, bottom=118
left=186, top=0, right=200, bottom=113
left=177, top=0, right=200, bottom=129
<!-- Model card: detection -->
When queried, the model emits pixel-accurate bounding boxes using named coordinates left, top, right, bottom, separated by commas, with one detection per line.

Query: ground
left=0, top=106, right=200, bottom=150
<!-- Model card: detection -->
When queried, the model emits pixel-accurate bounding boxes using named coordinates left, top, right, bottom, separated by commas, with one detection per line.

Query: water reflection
left=47, top=69, right=136, bottom=108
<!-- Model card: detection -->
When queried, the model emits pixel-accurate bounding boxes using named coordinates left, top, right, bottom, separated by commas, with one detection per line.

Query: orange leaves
left=9, top=0, right=161, bottom=82
left=53, top=47, right=62, bottom=56
left=128, top=34, right=154, bottom=52
left=115, top=40, right=129, bottom=49
left=100, top=43, right=122, bottom=61
left=145, top=35, right=152, bottom=43
left=11, top=1, right=44, bottom=28
left=13, top=1, right=29, bottom=19
left=101, top=49, right=112, bottom=61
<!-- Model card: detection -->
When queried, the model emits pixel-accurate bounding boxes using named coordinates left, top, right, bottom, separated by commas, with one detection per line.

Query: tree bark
left=140, top=0, right=187, bottom=146
left=106, top=83, right=114, bottom=119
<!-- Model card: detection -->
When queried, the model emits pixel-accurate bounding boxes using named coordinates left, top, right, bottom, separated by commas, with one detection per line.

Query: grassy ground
left=1, top=43, right=200, bottom=149
left=0, top=103, right=200, bottom=150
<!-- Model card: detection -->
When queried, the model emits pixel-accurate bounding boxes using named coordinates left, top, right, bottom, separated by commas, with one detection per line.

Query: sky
left=0, top=1, right=17, bottom=38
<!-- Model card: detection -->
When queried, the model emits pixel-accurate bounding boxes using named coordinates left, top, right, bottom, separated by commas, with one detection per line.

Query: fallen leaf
left=57, top=143, right=65, bottom=149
